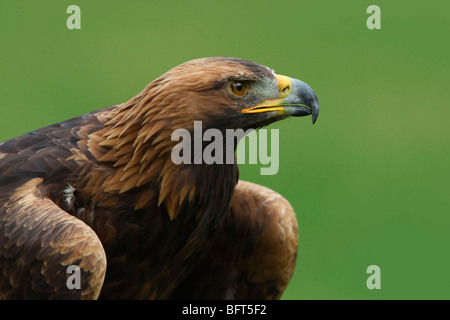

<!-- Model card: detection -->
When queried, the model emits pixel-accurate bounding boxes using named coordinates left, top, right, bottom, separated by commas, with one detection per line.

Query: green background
left=1, top=1, right=449, bottom=299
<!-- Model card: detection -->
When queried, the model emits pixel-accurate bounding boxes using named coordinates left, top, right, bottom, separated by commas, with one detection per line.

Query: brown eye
left=230, top=81, right=249, bottom=97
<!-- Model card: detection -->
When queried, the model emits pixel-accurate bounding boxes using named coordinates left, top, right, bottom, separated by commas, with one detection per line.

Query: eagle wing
left=0, top=176, right=107, bottom=300
left=171, top=180, right=298, bottom=299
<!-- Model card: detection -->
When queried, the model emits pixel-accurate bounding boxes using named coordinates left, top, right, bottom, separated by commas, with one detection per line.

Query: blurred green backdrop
left=1, top=0, right=449, bottom=299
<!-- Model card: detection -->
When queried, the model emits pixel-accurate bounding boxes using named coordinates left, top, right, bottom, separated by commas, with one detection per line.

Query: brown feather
left=0, top=57, right=304, bottom=300
left=171, top=180, right=298, bottom=299
left=0, top=178, right=107, bottom=299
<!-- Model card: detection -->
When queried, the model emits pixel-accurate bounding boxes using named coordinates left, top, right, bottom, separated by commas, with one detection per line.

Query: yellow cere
left=275, top=74, right=292, bottom=98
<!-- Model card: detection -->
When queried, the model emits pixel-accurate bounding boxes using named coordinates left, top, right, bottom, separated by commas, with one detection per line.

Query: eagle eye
left=229, top=81, right=249, bottom=97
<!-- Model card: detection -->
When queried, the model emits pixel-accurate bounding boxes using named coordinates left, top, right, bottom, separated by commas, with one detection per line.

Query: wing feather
left=230, top=181, right=298, bottom=299
left=0, top=178, right=107, bottom=299
left=171, top=180, right=298, bottom=299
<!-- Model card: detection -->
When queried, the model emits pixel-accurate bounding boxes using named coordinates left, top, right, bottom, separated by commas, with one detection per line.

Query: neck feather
left=84, top=85, right=238, bottom=220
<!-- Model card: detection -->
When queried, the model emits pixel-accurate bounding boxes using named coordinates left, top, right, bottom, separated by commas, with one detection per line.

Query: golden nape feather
left=0, top=57, right=318, bottom=299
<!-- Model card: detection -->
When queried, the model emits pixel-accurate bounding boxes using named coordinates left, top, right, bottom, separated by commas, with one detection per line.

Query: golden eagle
left=0, top=57, right=319, bottom=299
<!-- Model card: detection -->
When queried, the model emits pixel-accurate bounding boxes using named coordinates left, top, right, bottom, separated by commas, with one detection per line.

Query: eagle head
left=141, top=57, right=319, bottom=132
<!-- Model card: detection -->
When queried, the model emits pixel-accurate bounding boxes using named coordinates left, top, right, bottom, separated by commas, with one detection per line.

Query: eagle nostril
left=281, top=84, right=291, bottom=95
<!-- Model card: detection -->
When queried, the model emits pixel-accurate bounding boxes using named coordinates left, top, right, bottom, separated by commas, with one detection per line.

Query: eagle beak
left=284, top=78, right=319, bottom=124
left=242, top=75, right=319, bottom=124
